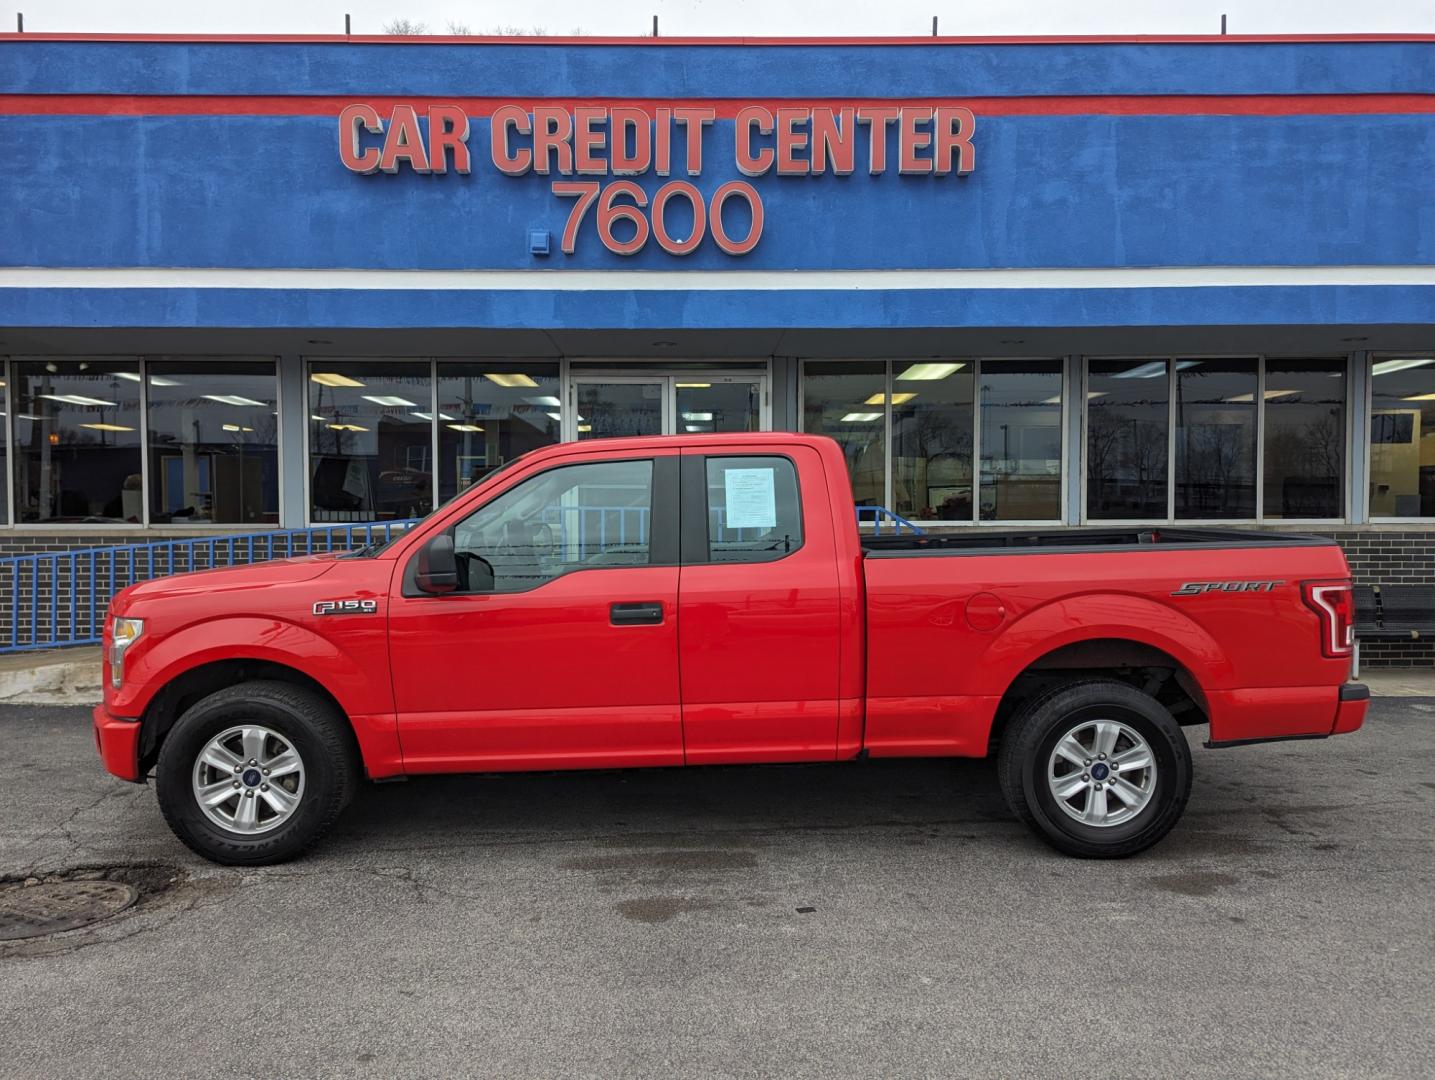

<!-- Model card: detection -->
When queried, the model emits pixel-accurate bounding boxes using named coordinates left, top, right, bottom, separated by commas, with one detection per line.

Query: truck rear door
left=677, top=445, right=844, bottom=763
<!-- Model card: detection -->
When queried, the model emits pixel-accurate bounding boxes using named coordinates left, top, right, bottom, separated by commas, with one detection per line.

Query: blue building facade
left=0, top=32, right=1433, bottom=654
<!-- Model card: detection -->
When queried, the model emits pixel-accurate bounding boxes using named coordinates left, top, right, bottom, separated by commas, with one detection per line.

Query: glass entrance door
left=570, top=378, right=668, bottom=441
left=568, top=372, right=767, bottom=441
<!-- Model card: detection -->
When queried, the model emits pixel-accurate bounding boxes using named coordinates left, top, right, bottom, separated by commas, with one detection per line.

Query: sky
left=9, top=0, right=1435, bottom=36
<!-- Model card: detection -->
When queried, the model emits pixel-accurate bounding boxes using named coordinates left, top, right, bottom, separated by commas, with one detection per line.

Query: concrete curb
left=0, top=649, right=103, bottom=706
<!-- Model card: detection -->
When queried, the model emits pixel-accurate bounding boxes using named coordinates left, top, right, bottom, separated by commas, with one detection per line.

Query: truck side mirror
left=415, top=533, right=459, bottom=594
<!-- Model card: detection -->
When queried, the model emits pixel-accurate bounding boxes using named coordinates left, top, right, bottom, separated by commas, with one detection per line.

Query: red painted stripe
left=1, top=94, right=1433, bottom=119
left=1, top=32, right=1434, bottom=45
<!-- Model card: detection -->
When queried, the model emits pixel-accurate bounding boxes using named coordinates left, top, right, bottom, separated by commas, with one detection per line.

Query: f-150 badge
left=1170, top=580, right=1284, bottom=596
left=312, top=599, right=379, bottom=615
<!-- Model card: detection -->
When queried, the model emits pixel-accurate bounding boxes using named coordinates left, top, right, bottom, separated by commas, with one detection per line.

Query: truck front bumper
left=93, top=705, right=143, bottom=782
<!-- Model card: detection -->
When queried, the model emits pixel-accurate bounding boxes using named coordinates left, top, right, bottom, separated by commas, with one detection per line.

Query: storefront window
left=436, top=363, right=561, bottom=502
left=1263, top=359, right=1346, bottom=519
left=801, top=362, right=885, bottom=507
left=307, top=360, right=433, bottom=522
left=1369, top=355, right=1435, bottom=518
left=1086, top=359, right=1170, bottom=520
left=146, top=359, right=280, bottom=525
left=1174, top=358, right=1257, bottom=519
left=979, top=360, right=1063, bottom=521
left=892, top=361, right=974, bottom=522
left=13, top=358, right=144, bottom=523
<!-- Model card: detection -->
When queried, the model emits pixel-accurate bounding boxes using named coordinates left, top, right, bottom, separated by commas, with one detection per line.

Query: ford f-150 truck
left=93, top=433, right=1368, bottom=864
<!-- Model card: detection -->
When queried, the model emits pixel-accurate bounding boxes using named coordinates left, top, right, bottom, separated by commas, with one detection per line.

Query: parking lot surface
left=2, top=699, right=1432, bottom=1079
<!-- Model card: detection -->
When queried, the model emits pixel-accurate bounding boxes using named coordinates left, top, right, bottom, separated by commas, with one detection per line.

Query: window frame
left=680, top=452, right=807, bottom=566
left=403, top=454, right=678, bottom=598
left=798, top=357, right=1069, bottom=527
left=1081, top=353, right=1354, bottom=527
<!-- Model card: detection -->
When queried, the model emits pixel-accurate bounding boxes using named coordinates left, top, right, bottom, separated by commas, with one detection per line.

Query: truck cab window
left=451, top=459, right=653, bottom=591
left=704, top=456, right=803, bottom=563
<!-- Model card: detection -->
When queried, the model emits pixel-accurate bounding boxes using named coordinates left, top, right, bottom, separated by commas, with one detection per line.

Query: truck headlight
left=110, top=617, right=144, bottom=690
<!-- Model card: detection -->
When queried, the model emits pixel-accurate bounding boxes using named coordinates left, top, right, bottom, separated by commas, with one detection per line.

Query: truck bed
left=862, top=526, right=1335, bottom=557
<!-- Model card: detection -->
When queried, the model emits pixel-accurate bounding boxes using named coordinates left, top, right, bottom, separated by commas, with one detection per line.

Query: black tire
left=996, top=679, right=1192, bottom=858
left=155, top=680, right=360, bottom=866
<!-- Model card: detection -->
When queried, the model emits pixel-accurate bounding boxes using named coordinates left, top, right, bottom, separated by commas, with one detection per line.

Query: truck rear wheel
left=996, top=679, right=1192, bottom=858
left=155, top=680, right=359, bottom=866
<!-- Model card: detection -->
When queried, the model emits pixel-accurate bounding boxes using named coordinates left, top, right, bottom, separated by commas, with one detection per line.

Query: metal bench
left=1352, top=584, right=1435, bottom=675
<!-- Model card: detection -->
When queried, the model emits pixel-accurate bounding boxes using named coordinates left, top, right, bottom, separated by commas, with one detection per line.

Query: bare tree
left=382, top=18, right=428, bottom=35
left=490, top=25, right=549, bottom=35
left=446, top=20, right=473, bottom=35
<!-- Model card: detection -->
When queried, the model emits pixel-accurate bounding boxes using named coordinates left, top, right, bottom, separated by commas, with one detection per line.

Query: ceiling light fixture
left=79, top=422, right=134, bottom=432
left=682, top=411, right=714, bottom=421
left=361, top=395, right=417, bottom=407
left=896, top=362, right=964, bottom=381
left=526, top=395, right=562, bottom=407
left=1373, top=357, right=1435, bottom=377
left=864, top=392, right=917, bottom=406
left=674, top=382, right=711, bottom=389
left=310, top=372, right=365, bottom=388
left=39, top=393, right=115, bottom=406
left=447, top=423, right=484, bottom=433
left=840, top=412, right=883, bottom=422
left=327, top=423, right=369, bottom=432
left=484, top=373, right=539, bottom=388
left=203, top=394, right=267, bottom=407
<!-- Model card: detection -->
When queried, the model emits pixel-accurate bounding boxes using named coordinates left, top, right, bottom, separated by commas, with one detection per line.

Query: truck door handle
left=610, top=601, right=664, bottom=626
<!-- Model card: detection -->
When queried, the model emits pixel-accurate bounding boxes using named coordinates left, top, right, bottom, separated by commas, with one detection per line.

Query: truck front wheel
left=155, top=680, right=359, bottom=865
left=996, top=679, right=1192, bottom=858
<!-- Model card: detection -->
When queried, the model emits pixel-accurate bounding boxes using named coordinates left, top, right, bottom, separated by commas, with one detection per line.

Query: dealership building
left=0, top=31, right=1433, bottom=658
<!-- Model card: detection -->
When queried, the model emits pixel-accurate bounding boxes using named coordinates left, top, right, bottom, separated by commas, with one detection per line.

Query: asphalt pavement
left=2, top=700, right=1432, bottom=1079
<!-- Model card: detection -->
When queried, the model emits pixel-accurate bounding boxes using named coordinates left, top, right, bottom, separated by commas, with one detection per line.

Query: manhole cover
left=0, top=880, right=139, bottom=941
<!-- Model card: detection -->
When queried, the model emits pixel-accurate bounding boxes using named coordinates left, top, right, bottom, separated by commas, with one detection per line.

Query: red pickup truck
left=94, top=433, right=1367, bottom=865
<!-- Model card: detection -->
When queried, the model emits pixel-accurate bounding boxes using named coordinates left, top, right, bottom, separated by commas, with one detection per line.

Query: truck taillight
left=1302, top=580, right=1354, bottom=658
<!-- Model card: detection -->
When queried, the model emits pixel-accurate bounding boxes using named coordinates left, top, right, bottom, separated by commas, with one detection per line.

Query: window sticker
left=723, top=468, right=777, bottom=529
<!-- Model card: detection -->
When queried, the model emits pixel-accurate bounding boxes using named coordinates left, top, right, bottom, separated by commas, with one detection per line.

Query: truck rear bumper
left=1205, top=682, right=1367, bottom=748
left=93, top=704, right=143, bottom=782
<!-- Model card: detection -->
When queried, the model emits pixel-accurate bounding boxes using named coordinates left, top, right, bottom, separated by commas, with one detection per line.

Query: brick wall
left=1, top=525, right=1431, bottom=665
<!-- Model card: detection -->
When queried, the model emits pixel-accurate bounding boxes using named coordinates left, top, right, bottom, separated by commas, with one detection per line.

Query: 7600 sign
left=552, top=179, right=763, bottom=257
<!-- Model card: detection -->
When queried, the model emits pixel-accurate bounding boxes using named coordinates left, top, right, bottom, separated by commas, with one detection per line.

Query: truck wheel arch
left=136, top=658, right=360, bottom=778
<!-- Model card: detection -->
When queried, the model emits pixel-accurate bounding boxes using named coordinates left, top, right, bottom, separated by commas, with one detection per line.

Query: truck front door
left=387, top=450, right=682, bottom=771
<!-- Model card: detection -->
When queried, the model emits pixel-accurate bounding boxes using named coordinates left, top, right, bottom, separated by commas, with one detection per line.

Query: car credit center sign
left=338, top=103, right=976, bottom=256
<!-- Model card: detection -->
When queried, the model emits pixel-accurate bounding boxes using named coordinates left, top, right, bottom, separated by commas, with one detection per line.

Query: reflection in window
left=801, top=362, right=885, bottom=507
left=575, top=382, right=663, bottom=440
left=146, top=360, right=280, bottom=525
left=452, top=459, right=653, bottom=592
left=892, top=361, right=974, bottom=522
left=677, top=379, right=763, bottom=434
left=1369, top=355, right=1435, bottom=518
left=14, top=358, right=143, bottom=523
left=1174, top=359, right=1257, bottom=519
left=436, top=363, right=560, bottom=502
left=307, top=360, right=433, bottom=522
left=1263, top=359, right=1345, bottom=519
left=980, top=360, right=1063, bottom=521
left=1086, top=359, right=1169, bottom=520
left=705, top=456, right=803, bottom=562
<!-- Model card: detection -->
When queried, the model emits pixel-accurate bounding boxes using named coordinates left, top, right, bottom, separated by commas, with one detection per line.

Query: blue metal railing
left=855, top=506, right=927, bottom=536
left=0, top=505, right=923, bottom=653
left=0, top=519, right=419, bottom=652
